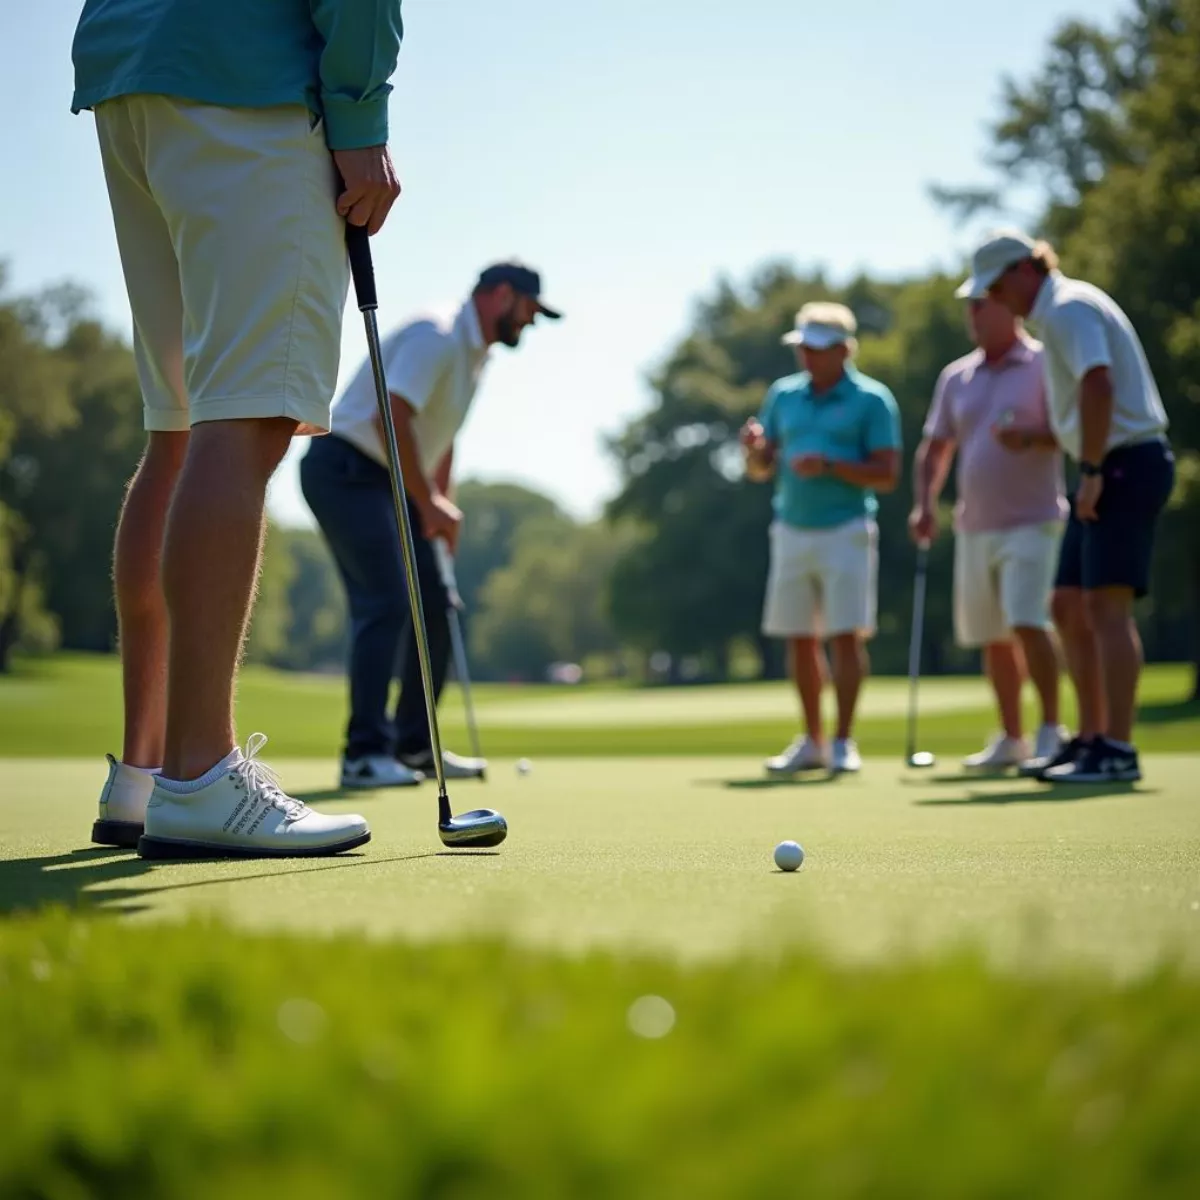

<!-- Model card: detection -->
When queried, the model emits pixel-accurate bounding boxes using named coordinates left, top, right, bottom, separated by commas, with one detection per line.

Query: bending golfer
left=741, top=303, right=902, bottom=775
left=959, top=230, right=1175, bottom=783
left=301, top=263, right=561, bottom=789
left=75, top=0, right=403, bottom=856
left=911, top=295, right=1068, bottom=772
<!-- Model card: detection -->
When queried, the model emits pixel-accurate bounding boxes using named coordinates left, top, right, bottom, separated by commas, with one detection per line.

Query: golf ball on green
left=516, top=758, right=532, bottom=775
left=774, top=841, right=805, bottom=872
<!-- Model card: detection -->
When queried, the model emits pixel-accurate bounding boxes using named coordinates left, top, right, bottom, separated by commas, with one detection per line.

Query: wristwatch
left=1080, top=460, right=1102, bottom=477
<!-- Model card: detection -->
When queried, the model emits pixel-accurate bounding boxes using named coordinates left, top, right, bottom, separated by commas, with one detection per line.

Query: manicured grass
left=4, top=756, right=1198, bottom=977
left=2, top=653, right=1197, bottom=758
left=2, top=912, right=1198, bottom=1198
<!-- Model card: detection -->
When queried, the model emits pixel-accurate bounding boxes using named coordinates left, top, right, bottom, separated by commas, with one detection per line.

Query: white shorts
left=94, top=95, right=349, bottom=435
left=954, top=522, right=1063, bottom=648
left=761, top=517, right=878, bottom=639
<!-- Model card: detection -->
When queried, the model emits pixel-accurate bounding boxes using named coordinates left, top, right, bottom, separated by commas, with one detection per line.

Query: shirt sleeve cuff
left=322, top=94, right=390, bottom=151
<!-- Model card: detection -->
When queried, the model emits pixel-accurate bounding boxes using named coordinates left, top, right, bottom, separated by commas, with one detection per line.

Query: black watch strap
left=1080, top=460, right=1102, bottom=477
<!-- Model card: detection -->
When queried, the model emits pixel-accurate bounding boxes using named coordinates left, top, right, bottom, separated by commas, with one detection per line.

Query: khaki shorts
left=95, top=95, right=349, bottom=435
left=954, top=522, right=1063, bottom=648
left=762, top=517, right=878, bottom=639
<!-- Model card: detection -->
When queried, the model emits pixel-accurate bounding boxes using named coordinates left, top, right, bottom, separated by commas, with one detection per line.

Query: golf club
left=905, top=540, right=936, bottom=769
left=433, top=537, right=486, bottom=777
left=345, top=221, right=506, bottom=848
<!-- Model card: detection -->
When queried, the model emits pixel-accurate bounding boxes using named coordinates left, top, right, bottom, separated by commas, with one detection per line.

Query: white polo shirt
left=1028, top=271, right=1168, bottom=461
left=331, top=299, right=490, bottom=476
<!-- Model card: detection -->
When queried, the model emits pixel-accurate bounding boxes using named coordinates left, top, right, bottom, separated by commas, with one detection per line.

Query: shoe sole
left=339, top=777, right=423, bottom=790
left=1046, top=770, right=1141, bottom=785
left=91, top=819, right=144, bottom=849
left=136, top=830, right=372, bottom=860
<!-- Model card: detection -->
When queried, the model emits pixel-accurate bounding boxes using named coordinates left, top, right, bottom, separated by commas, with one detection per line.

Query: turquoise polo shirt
left=71, top=0, right=403, bottom=151
left=759, top=367, right=902, bottom=530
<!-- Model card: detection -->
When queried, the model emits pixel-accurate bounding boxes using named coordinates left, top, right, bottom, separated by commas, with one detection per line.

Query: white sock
left=156, top=748, right=241, bottom=794
left=127, top=764, right=161, bottom=777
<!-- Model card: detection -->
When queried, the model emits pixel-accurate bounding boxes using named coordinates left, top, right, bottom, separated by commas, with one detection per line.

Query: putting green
left=3, top=756, right=1197, bottom=978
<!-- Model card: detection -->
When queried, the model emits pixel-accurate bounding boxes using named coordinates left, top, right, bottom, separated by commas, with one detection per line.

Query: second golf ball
left=774, top=841, right=805, bottom=872
left=516, top=758, right=532, bottom=775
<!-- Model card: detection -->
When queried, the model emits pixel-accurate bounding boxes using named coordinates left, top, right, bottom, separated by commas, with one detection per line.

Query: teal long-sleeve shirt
left=71, top=0, right=403, bottom=151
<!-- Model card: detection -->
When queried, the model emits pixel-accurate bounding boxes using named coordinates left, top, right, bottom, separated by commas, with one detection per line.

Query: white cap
left=782, top=301, right=857, bottom=349
left=956, top=229, right=1038, bottom=299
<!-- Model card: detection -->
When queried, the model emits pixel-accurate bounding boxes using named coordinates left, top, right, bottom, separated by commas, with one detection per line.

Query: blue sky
left=3, top=0, right=1126, bottom=526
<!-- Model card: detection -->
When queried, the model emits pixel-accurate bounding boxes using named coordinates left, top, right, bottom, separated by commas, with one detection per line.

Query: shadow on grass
left=697, top=772, right=839, bottom=790
left=900, top=769, right=1027, bottom=787
left=0, top=846, right=442, bottom=919
left=916, top=782, right=1153, bottom=807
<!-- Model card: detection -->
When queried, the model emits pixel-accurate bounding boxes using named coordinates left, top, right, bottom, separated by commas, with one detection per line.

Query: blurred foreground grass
left=3, top=912, right=1198, bottom=1198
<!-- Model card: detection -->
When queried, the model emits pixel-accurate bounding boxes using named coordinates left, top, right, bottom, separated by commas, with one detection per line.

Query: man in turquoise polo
left=741, top=302, right=902, bottom=775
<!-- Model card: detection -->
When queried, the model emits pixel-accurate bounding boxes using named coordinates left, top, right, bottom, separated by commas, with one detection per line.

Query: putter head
left=439, top=808, right=507, bottom=849
left=907, top=751, right=937, bottom=768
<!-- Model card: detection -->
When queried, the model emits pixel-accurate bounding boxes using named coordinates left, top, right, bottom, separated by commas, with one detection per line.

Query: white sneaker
left=1027, top=723, right=1068, bottom=765
left=138, top=734, right=370, bottom=859
left=399, top=748, right=487, bottom=780
left=831, top=738, right=863, bottom=773
left=962, top=733, right=1029, bottom=771
left=340, top=755, right=423, bottom=790
left=765, top=735, right=829, bottom=776
left=92, top=755, right=157, bottom=849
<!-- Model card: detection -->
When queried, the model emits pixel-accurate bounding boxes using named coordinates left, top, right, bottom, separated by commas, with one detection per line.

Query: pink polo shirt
left=924, top=335, right=1067, bottom=534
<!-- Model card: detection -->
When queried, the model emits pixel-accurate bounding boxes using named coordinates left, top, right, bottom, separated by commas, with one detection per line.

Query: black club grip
left=345, top=219, right=377, bottom=311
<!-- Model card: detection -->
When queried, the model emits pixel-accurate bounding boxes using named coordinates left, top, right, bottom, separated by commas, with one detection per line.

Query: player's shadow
left=0, top=846, right=436, bottom=919
left=701, top=772, right=839, bottom=790
left=916, top=781, right=1152, bottom=806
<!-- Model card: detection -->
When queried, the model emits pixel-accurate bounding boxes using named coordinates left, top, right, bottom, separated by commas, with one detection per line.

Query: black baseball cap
left=476, top=261, right=562, bottom=319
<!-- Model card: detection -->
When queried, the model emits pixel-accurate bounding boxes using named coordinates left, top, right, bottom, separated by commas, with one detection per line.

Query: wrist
left=1079, top=460, right=1103, bottom=477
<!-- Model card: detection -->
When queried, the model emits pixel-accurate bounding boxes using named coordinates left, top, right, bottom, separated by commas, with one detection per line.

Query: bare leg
left=1013, top=624, right=1061, bottom=727
left=829, top=633, right=867, bottom=741
left=114, top=432, right=190, bottom=767
left=790, top=636, right=825, bottom=745
left=161, top=418, right=295, bottom=780
left=1051, top=587, right=1105, bottom=739
left=1084, top=586, right=1141, bottom=744
left=984, top=640, right=1025, bottom=739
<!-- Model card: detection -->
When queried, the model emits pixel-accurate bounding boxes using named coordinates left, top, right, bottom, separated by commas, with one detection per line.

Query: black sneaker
left=1021, top=735, right=1085, bottom=780
left=1043, top=737, right=1141, bottom=784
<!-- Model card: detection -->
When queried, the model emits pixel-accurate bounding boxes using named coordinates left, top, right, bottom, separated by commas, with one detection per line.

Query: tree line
left=2, top=0, right=1196, bottom=694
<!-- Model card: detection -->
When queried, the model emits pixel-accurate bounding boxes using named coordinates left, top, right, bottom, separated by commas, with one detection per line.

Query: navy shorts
left=1055, top=437, right=1175, bottom=598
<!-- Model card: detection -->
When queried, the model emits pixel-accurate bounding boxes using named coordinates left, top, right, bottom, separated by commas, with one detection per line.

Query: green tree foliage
left=471, top=515, right=633, bottom=681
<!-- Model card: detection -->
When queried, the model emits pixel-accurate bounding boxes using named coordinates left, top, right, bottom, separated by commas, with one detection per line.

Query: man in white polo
left=958, top=230, right=1175, bottom=784
left=302, top=262, right=562, bottom=789
left=741, top=302, right=902, bottom=775
left=911, top=294, right=1068, bottom=771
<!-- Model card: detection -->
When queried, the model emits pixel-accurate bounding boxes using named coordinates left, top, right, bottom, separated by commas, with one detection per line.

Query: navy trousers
left=299, top=434, right=451, bottom=760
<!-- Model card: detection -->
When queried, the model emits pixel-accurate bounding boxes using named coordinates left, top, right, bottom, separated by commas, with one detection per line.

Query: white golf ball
left=516, top=758, right=532, bottom=775
left=774, top=841, right=805, bottom=872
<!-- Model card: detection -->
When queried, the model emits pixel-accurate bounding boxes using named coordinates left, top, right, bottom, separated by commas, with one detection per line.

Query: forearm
left=375, top=397, right=433, bottom=506
left=1079, top=369, right=1114, bottom=464
left=310, top=0, right=404, bottom=149
left=828, top=459, right=899, bottom=492
left=914, top=440, right=952, bottom=509
left=433, top=447, right=453, bottom=498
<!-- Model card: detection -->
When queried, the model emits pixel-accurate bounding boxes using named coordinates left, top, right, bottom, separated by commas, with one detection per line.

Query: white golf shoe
left=92, top=755, right=158, bottom=849
left=831, top=738, right=863, bottom=774
left=398, top=747, right=487, bottom=780
left=765, top=735, right=829, bottom=776
left=962, top=733, right=1029, bottom=771
left=340, top=755, right=423, bottom=790
left=137, top=734, right=370, bottom=859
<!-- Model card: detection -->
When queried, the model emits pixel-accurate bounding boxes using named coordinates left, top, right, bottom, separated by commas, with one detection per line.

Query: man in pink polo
left=910, top=295, right=1068, bottom=771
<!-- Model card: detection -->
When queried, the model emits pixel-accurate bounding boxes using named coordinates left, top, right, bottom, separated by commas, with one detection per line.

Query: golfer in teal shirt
left=741, top=302, right=902, bottom=778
